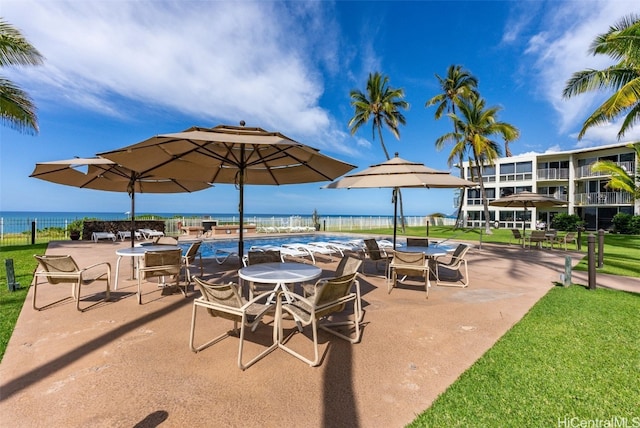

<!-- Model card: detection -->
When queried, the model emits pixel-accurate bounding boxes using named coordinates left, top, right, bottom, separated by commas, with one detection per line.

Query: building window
left=467, top=188, right=483, bottom=205
left=500, top=186, right=531, bottom=197
left=468, top=165, right=496, bottom=182
left=499, top=162, right=532, bottom=181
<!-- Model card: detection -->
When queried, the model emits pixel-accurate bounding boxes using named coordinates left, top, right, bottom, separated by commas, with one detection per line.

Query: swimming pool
left=181, top=234, right=382, bottom=258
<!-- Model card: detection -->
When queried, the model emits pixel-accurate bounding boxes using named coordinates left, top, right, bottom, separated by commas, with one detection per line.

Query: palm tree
left=436, top=97, right=520, bottom=234
left=563, top=14, right=640, bottom=140
left=349, top=71, right=409, bottom=230
left=426, top=65, right=478, bottom=227
left=0, top=18, right=44, bottom=134
left=591, top=142, right=640, bottom=198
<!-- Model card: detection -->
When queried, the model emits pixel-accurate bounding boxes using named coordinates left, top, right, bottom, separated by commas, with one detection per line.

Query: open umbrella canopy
left=98, top=124, right=356, bottom=262
left=30, top=157, right=212, bottom=246
left=30, top=158, right=212, bottom=194
left=325, top=155, right=474, bottom=189
left=99, top=125, right=356, bottom=185
left=489, top=190, right=568, bottom=209
left=325, top=154, right=476, bottom=248
left=489, top=191, right=567, bottom=247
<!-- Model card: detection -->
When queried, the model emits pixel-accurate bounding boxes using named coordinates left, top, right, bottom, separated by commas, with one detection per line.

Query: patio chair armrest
left=314, top=292, right=357, bottom=312
left=194, top=298, right=244, bottom=317
left=243, top=291, right=279, bottom=308
left=278, top=289, right=313, bottom=307
left=80, top=261, right=112, bottom=272
left=79, top=262, right=112, bottom=281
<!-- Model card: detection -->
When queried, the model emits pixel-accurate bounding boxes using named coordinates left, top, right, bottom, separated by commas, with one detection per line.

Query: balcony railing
left=537, top=168, right=569, bottom=180
left=574, top=192, right=634, bottom=206
left=575, top=161, right=635, bottom=179
left=537, top=193, right=568, bottom=201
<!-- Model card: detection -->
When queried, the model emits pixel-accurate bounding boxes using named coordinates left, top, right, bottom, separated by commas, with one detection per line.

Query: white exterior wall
left=460, top=142, right=638, bottom=231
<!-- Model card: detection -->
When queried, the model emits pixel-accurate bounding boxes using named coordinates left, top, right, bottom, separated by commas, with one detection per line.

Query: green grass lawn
left=0, top=244, right=46, bottom=360
left=349, top=225, right=640, bottom=278
left=408, top=285, right=640, bottom=427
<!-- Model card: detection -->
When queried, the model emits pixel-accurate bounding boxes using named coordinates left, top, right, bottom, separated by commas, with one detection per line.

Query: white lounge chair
left=319, top=241, right=362, bottom=257
left=329, top=240, right=367, bottom=258
left=117, top=230, right=142, bottom=241
left=251, top=245, right=313, bottom=263
left=214, top=247, right=239, bottom=264
left=91, top=232, right=117, bottom=243
left=138, top=228, right=165, bottom=239
left=281, top=243, right=334, bottom=264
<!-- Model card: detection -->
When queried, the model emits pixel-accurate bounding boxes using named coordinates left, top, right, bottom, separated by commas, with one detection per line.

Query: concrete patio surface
left=1, top=237, right=637, bottom=427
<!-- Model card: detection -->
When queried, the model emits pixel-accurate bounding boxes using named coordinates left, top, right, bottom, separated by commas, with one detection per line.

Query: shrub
left=550, top=213, right=582, bottom=231
left=612, top=213, right=640, bottom=234
left=67, top=219, right=84, bottom=233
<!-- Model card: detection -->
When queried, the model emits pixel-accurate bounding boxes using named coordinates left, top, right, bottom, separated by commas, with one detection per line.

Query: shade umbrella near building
left=98, top=123, right=356, bottom=262
left=30, top=157, right=212, bottom=247
left=489, top=190, right=568, bottom=247
left=324, top=154, right=476, bottom=249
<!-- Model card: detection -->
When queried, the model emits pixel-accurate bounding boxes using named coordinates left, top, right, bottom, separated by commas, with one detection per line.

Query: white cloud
left=2, top=0, right=350, bottom=149
left=572, top=120, right=640, bottom=148
left=543, top=145, right=562, bottom=154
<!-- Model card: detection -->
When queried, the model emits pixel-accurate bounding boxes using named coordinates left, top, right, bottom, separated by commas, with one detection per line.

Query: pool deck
left=1, top=236, right=637, bottom=427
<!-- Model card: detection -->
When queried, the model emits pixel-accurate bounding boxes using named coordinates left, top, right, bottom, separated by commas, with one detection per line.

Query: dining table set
left=113, top=243, right=324, bottom=299
left=113, top=244, right=182, bottom=290
left=389, top=242, right=456, bottom=272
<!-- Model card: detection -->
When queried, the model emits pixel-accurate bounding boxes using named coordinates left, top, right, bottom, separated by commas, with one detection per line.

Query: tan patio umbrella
left=489, top=190, right=568, bottom=247
left=98, top=123, right=356, bottom=262
left=30, top=157, right=212, bottom=247
left=325, top=153, right=476, bottom=249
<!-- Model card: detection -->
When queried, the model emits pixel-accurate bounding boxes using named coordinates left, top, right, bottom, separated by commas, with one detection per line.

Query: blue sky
left=2, top=0, right=638, bottom=217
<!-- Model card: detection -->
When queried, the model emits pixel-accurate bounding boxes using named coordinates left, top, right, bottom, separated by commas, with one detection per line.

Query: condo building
left=459, top=142, right=639, bottom=231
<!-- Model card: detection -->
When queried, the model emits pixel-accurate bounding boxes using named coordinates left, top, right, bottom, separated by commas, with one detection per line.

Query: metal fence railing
left=1, top=215, right=456, bottom=247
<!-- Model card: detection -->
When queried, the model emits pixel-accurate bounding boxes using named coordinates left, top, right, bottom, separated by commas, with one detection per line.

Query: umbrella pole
left=392, top=188, right=398, bottom=250
left=130, top=190, right=136, bottom=278
left=239, top=182, right=244, bottom=265
left=522, top=207, right=527, bottom=249
left=238, top=150, right=245, bottom=266
left=131, top=190, right=136, bottom=249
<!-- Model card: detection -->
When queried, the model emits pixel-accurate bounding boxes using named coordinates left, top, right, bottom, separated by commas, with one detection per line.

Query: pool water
left=181, top=234, right=379, bottom=258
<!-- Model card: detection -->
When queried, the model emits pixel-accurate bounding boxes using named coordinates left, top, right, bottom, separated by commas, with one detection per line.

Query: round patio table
left=238, top=262, right=321, bottom=303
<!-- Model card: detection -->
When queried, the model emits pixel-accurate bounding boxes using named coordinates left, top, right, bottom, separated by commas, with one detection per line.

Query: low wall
left=211, top=225, right=257, bottom=235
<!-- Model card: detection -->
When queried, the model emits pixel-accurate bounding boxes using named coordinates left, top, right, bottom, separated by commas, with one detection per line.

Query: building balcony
left=574, top=192, right=634, bottom=206
left=536, top=168, right=569, bottom=180
left=539, top=193, right=568, bottom=202
left=575, top=161, right=635, bottom=179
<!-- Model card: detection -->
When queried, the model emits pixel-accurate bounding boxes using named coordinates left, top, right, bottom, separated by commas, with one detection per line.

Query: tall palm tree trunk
left=477, top=170, right=492, bottom=235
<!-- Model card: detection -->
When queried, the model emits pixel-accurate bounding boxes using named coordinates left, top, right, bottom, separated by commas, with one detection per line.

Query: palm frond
left=0, top=77, right=38, bottom=134
left=0, top=19, right=44, bottom=67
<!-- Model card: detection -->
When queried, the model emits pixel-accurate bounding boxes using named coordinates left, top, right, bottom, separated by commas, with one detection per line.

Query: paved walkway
left=0, top=239, right=637, bottom=427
